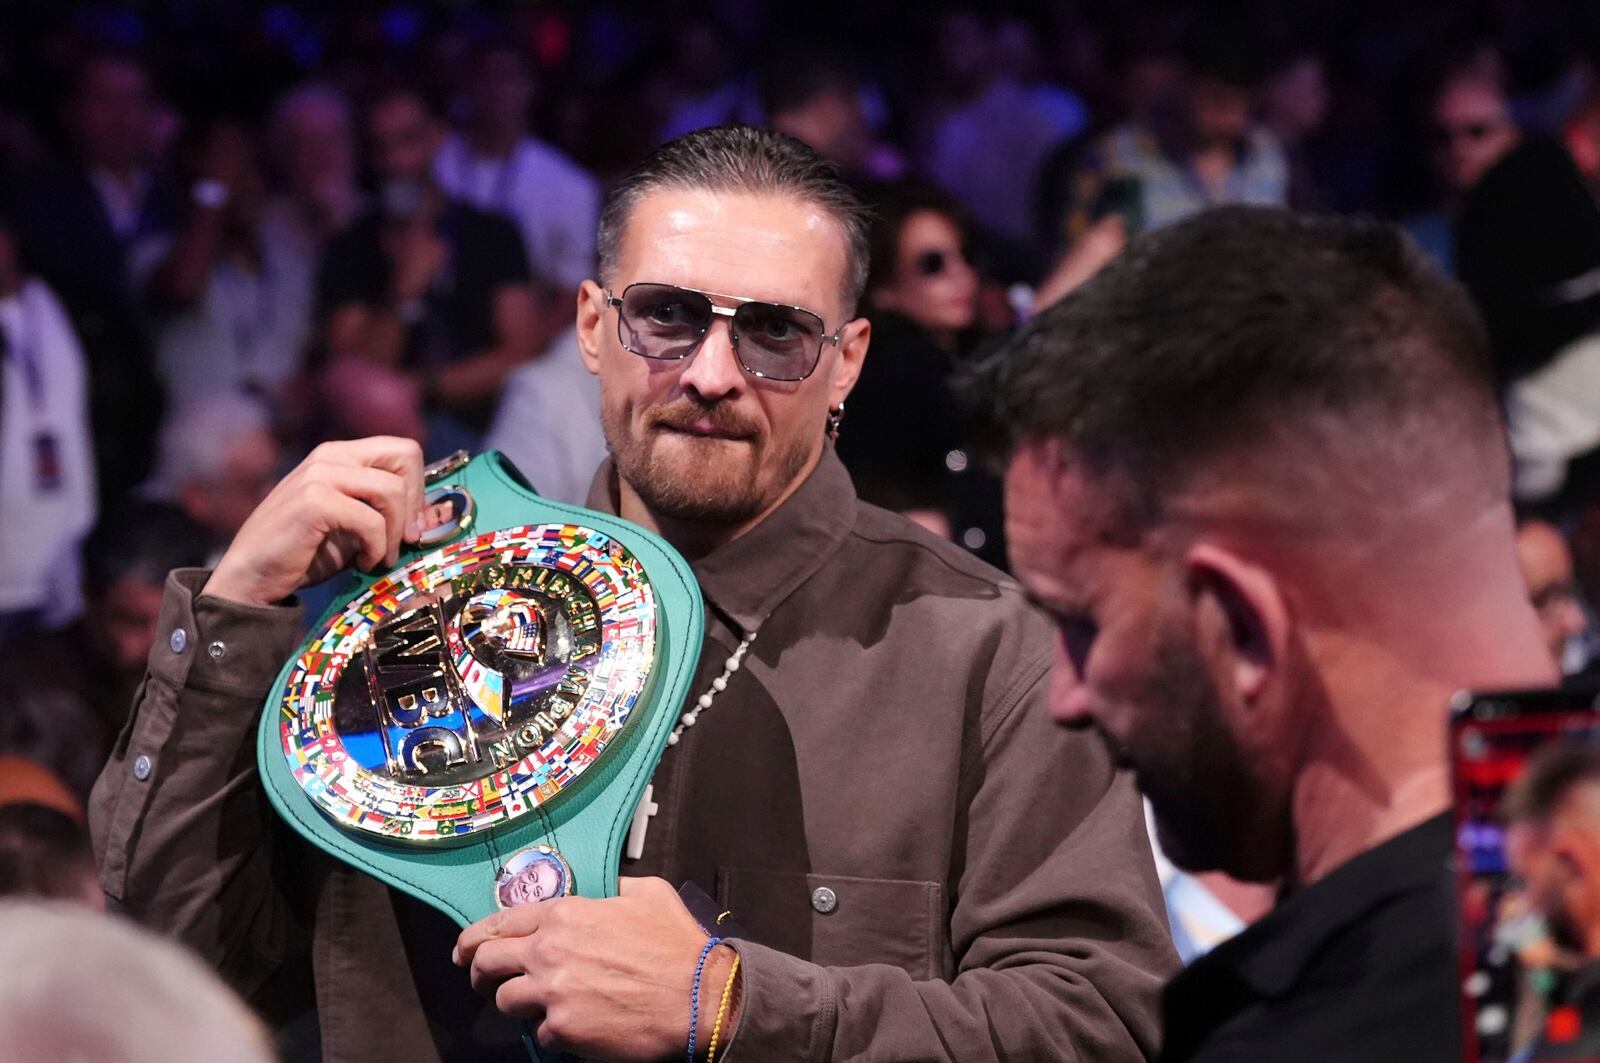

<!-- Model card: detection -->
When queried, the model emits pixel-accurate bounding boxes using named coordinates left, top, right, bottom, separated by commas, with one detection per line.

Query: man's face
left=1517, top=520, right=1590, bottom=667
left=367, top=96, right=441, bottom=185
left=1508, top=812, right=1600, bottom=958
left=70, top=58, right=152, bottom=173
left=577, top=188, right=866, bottom=528
left=471, top=50, right=533, bottom=127
left=182, top=430, right=279, bottom=546
left=1432, top=79, right=1519, bottom=194
left=282, top=100, right=355, bottom=200
left=1005, top=442, right=1289, bottom=879
left=92, top=576, right=167, bottom=674
left=1189, top=76, right=1253, bottom=148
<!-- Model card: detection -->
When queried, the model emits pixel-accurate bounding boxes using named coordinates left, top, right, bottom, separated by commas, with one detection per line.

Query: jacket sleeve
left=89, top=568, right=311, bottom=999
left=721, top=650, right=1178, bottom=1062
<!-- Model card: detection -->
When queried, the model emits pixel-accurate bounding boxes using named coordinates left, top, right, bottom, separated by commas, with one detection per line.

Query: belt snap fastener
left=169, top=628, right=188, bottom=653
left=133, top=755, right=153, bottom=781
left=811, top=886, right=838, bottom=914
left=208, top=640, right=227, bottom=660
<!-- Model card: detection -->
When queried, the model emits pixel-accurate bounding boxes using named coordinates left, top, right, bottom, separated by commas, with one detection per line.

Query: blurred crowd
left=11, top=3, right=1600, bottom=1050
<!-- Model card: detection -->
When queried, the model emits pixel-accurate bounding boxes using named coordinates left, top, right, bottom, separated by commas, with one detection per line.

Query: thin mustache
left=647, top=403, right=759, bottom=437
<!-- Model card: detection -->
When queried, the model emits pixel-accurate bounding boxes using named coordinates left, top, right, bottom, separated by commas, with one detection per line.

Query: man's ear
left=1184, top=542, right=1290, bottom=706
left=829, top=316, right=870, bottom=409
left=576, top=280, right=606, bottom=377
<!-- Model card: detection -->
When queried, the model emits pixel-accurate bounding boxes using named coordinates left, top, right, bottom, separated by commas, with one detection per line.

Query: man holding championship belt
left=90, top=126, right=1175, bottom=1062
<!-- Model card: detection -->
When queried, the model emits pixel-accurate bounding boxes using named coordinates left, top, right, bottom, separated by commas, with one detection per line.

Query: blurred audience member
left=484, top=327, right=607, bottom=508
left=0, top=216, right=96, bottom=638
left=650, top=17, right=760, bottom=142
left=0, top=501, right=207, bottom=787
left=983, top=208, right=1553, bottom=1060
left=10, top=50, right=174, bottom=507
left=0, top=901, right=275, bottom=1063
left=1456, top=138, right=1600, bottom=503
left=318, top=86, right=538, bottom=451
left=838, top=182, right=1001, bottom=560
left=264, top=83, right=363, bottom=249
left=761, top=48, right=902, bottom=182
left=1564, top=92, right=1600, bottom=192
left=1504, top=744, right=1600, bottom=1061
left=435, top=43, right=599, bottom=320
left=1517, top=516, right=1596, bottom=677
left=1403, top=62, right=1522, bottom=272
left=1434, top=63, right=1523, bottom=197
left=136, top=117, right=314, bottom=411
left=1056, top=32, right=1287, bottom=241
left=923, top=10, right=1089, bottom=250
left=144, top=396, right=279, bottom=563
left=0, top=801, right=99, bottom=907
left=1259, top=48, right=1332, bottom=209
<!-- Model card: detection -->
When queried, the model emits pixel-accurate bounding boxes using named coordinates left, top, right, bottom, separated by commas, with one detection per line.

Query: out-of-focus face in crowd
left=94, top=575, right=167, bottom=675
left=367, top=92, right=442, bottom=189
left=1189, top=75, right=1254, bottom=148
left=870, top=209, right=977, bottom=339
left=1517, top=518, right=1591, bottom=668
left=271, top=88, right=356, bottom=207
left=67, top=55, right=153, bottom=174
left=1260, top=55, right=1330, bottom=143
left=1506, top=770, right=1600, bottom=960
left=1431, top=75, right=1520, bottom=195
left=469, top=47, right=534, bottom=130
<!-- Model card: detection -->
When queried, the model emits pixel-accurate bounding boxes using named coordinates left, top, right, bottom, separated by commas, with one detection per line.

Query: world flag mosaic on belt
left=277, top=523, right=658, bottom=843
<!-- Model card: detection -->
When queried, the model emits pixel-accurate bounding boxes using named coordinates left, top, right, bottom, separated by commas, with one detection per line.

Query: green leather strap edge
left=256, top=452, right=704, bottom=928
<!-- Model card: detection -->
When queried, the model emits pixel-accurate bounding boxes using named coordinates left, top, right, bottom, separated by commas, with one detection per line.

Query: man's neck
left=468, top=122, right=524, bottom=161
left=1290, top=584, right=1555, bottom=886
left=614, top=445, right=824, bottom=561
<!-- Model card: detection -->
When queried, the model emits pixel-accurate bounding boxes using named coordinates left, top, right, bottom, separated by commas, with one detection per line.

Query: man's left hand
left=454, top=876, right=739, bottom=1061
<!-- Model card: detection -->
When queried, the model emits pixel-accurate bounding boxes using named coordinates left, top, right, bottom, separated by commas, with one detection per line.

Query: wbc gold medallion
left=275, top=522, right=657, bottom=844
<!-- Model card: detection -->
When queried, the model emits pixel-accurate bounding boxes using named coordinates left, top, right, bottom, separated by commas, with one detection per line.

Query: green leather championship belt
left=257, top=450, right=704, bottom=1059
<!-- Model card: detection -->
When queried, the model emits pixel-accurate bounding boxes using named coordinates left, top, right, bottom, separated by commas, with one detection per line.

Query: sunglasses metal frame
left=604, top=281, right=843, bottom=382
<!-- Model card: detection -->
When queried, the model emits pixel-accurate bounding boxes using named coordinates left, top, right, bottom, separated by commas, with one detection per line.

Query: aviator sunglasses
left=604, top=282, right=844, bottom=383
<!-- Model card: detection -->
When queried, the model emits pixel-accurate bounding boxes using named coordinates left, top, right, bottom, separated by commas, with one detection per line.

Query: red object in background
left=1547, top=1004, right=1583, bottom=1044
left=533, top=10, right=571, bottom=70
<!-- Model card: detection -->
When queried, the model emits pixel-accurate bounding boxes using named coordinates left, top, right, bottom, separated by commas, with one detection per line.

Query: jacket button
left=133, top=755, right=152, bottom=781
left=169, top=628, right=188, bottom=653
left=811, top=886, right=838, bottom=914
left=208, top=640, right=227, bottom=660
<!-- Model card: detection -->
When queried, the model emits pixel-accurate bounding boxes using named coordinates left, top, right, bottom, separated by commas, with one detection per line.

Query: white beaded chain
left=666, top=630, right=757, bottom=746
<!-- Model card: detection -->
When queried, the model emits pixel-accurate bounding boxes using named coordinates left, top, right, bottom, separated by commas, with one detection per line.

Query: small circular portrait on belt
left=495, top=845, right=575, bottom=908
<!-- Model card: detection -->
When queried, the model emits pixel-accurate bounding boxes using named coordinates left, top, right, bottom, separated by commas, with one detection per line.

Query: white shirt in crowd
left=434, top=134, right=600, bottom=292
left=0, top=279, right=96, bottom=622
left=132, top=220, right=317, bottom=411
left=484, top=326, right=607, bottom=508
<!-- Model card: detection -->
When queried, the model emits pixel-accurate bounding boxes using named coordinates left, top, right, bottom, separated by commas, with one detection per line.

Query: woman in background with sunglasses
left=835, top=180, right=1007, bottom=565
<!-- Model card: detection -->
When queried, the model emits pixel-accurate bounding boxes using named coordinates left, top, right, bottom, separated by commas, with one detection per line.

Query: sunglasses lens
left=618, top=284, right=713, bottom=359
left=733, top=302, right=825, bottom=380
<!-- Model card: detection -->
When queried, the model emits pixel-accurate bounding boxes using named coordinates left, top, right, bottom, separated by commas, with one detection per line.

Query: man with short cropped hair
left=94, top=126, right=1174, bottom=1062
left=979, top=206, right=1555, bottom=1061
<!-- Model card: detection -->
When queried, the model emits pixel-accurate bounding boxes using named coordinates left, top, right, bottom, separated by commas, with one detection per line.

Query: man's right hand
left=203, top=437, right=428, bottom=608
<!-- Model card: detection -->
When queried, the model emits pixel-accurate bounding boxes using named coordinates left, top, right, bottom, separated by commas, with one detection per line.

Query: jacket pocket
left=717, top=867, right=943, bottom=980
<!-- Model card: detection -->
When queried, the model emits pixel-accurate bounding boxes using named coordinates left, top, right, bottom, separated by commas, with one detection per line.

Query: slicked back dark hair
left=1502, top=742, right=1600, bottom=826
left=596, top=125, right=870, bottom=316
left=975, top=207, right=1504, bottom=532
